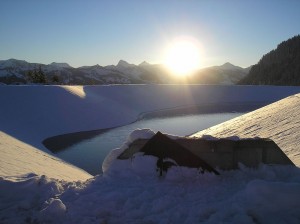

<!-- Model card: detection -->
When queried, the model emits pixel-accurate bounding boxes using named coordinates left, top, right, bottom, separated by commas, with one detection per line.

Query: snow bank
left=1, top=164, right=300, bottom=223
left=102, top=129, right=156, bottom=174
left=0, top=131, right=92, bottom=181
left=192, top=93, right=300, bottom=166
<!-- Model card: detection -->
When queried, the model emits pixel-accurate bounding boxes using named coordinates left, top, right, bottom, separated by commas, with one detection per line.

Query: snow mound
left=1, top=165, right=300, bottom=223
left=40, top=198, right=67, bottom=222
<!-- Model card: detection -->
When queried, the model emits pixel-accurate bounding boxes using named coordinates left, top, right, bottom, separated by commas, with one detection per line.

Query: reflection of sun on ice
left=165, top=38, right=201, bottom=76
left=62, top=86, right=86, bottom=98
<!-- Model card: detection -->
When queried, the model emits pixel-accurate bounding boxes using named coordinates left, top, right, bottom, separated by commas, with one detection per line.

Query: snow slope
left=192, top=93, right=300, bottom=166
left=0, top=131, right=91, bottom=181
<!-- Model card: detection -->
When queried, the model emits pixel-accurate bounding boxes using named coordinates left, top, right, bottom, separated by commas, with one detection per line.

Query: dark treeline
left=239, top=35, right=300, bottom=86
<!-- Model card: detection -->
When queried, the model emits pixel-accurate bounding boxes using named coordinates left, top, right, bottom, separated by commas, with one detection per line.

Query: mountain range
left=0, top=59, right=250, bottom=85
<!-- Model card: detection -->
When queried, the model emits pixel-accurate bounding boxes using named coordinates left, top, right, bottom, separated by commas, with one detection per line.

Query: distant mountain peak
left=50, top=62, right=72, bottom=68
left=139, top=61, right=150, bottom=67
left=7, top=58, right=27, bottom=63
left=218, top=62, right=243, bottom=71
left=117, top=60, right=136, bottom=68
left=117, top=60, right=130, bottom=67
left=0, top=58, right=30, bottom=68
left=223, top=62, right=234, bottom=66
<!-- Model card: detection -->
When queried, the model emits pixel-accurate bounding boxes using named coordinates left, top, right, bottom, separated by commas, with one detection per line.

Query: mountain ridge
left=239, top=35, right=300, bottom=85
left=0, top=58, right=249, bottom=85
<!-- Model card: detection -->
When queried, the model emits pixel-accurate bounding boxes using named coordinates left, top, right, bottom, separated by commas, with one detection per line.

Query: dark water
left=55, top=112, right=244, bottom=175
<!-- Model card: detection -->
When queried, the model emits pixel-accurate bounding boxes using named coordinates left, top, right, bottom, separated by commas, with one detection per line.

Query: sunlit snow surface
left=1, top=129, right=300, bottom=224
left=0, top=131, right=91, bottom=182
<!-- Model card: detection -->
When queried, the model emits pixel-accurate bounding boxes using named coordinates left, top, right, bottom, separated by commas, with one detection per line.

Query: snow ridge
left=0, top=59, right=250, bottom=85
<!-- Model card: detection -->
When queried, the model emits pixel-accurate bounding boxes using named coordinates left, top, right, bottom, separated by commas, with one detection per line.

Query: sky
left=1, top=0, right=300, bottom=68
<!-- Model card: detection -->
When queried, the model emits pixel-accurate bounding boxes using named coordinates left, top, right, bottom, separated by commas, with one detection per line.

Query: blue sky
left=1, top=0, right=299, bottom=68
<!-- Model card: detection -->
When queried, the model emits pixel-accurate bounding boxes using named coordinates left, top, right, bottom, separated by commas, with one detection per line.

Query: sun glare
left=165, top=39, right=201, bottom=76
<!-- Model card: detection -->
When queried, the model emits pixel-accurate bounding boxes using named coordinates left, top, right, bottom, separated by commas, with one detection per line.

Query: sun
left=165, top=39, right=201, bottom=76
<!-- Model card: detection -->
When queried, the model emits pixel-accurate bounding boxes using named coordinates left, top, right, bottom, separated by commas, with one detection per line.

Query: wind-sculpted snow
left=193, top=93, right=300, bottom=166
left=1, top=164, right=300, bottom=223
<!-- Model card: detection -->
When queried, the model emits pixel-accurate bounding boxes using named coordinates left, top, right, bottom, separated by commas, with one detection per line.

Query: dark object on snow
left=176, top=137, right=294, bottom=170
left=122, top=132, right=219, bottom=175
left=118, top=132, right=294, bottom=175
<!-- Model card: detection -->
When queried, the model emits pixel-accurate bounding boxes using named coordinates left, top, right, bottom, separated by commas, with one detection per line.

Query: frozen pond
left=54, top=112, right=244, bottom=175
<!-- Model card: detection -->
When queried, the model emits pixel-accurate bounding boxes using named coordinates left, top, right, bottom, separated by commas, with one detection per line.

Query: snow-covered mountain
left=105, top=60, right=151, bottom=81
left=49, top=62, right=72, bottom=68
left=188, top=62, right=250, bottom=85
left=0, top=59, right=37, bottom=82
left=0, top=59, right=250, bottom=85
left=215, top=62, right=245, bottom=71
left=0, top=59, right=137, bottom=85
